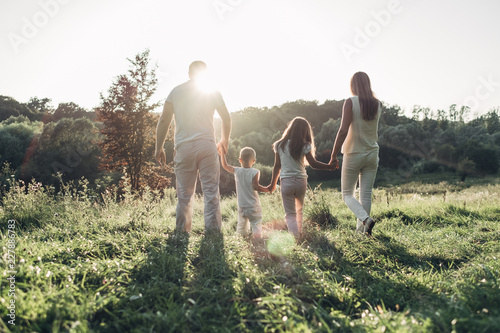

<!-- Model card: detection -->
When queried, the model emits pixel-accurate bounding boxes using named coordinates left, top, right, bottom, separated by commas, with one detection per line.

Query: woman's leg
left=342, top=153, right=370, bottom=231
left=359, top=150, right=379, bottom=221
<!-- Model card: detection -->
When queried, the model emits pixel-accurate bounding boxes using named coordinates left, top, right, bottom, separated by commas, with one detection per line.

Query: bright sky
left=1, top=0, right=499, bottom=117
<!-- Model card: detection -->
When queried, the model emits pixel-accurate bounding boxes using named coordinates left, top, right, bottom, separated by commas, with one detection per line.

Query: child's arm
left=252, top=171, right=269, bottom=193
left=220, top=153, right=235, bottom=174
left=267, top=151, right=281, bottom=192
left=305, top=152, right=336, bottom=170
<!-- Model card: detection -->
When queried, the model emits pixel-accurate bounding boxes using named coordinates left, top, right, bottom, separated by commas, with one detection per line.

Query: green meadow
left=1, top=176, right=499, bottom=332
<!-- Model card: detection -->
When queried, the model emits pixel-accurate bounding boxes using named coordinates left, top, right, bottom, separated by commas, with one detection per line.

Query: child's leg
left=248, top=209, right=263, bottom=239
left=237, top=208, right=250, bottom=236
left=294, top=178, right=307, bottom=235
left=280, top=178, right=300, bottom=238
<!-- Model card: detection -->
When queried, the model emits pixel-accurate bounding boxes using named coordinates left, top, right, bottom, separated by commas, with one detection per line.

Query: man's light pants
left=174, top=140, right=222, bottom=232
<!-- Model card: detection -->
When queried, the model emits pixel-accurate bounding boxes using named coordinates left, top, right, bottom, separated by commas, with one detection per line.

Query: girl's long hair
left=274, top=117, right=315, bottom=163
left=350, top=72, right=379, bottom=121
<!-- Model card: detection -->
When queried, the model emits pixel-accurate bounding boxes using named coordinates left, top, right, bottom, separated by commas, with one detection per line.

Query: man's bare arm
left=155, top=101, right=174, bottom=165
left=216, top=103, right=231, bottom=155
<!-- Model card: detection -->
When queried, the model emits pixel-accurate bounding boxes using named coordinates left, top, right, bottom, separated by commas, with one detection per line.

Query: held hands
left=266, top=183, right=277, bottom=193
left=217, top=140, right=228, bottom=156
left=328, top=156, right=340, bottom=170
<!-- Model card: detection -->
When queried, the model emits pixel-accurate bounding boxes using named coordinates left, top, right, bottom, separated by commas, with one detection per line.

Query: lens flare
left=193, top=71, right=216, bottom=93
left=266, top=231, right=295, bottom=256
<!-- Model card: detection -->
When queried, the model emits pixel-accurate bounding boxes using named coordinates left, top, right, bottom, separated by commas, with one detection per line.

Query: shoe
left=364, top=217, right=376, bottom=236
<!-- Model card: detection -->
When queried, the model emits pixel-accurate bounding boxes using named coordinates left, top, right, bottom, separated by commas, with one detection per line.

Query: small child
left=268, top=117, right=336, bottom=239
left=220, top=147, right=269, bottom=238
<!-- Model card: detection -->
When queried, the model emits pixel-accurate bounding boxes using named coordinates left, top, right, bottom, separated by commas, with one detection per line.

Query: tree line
left=1, top=50, right=499, bottom=195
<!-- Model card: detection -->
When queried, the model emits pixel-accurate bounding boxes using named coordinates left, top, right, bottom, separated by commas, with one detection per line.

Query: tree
left=380, top=104, right=403, bottom=126
left=0, top=116, right=43, bottom=171
left=484, top=108, right=500, bottom=134
left=96, top=49, right=166, bottom=191
left=25, top=97, right=54, bottom=121
left=457, top=158, right=476, bottom=181
left=0, top=96, right=41, bottom=122
left=464, top=145, right=499, bottom=175
left=50, top=102, right=94, bottom=122
left=22, top=118, right=101, bottom=185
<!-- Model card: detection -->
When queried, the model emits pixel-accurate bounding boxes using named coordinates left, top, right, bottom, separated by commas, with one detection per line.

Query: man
left=156, top=61, right=231, bottom=233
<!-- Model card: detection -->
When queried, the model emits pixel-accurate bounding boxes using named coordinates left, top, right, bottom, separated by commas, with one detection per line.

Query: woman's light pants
left=341, top=150, right=379, bottom=233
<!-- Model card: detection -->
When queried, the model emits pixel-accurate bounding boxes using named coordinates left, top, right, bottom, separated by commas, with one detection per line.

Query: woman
left=330, top=72, right=381, bottom=235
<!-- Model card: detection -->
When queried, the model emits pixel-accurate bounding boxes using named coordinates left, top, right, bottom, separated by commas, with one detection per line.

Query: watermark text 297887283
left=6, top=219, right=17, bottom=326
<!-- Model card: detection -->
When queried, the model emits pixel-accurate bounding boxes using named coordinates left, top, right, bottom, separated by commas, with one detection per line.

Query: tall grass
left=0, top=177, right=499, bottom=332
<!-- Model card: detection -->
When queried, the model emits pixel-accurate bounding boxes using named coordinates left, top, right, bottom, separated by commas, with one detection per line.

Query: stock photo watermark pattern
left=5, top=220, right=17, bottom=326
left=212, top=0, right=244, bottom=21
left=8, top=0, right=72, bottom=54
left=463, top=75, right=500, bottom=112
left=340, top=0, right=403, bottom=64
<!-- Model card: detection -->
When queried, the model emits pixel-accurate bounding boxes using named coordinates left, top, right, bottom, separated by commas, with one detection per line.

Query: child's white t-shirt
left=274, top=140, right=312, bottom=179
left=234, top=167, right=261, bottom=209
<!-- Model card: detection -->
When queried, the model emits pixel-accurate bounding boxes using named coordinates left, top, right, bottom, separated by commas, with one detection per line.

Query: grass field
left=1, top=176, right=499, bottom=332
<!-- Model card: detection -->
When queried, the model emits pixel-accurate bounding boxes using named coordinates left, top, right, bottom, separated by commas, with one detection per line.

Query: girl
left=268, top=117, right=335, bottom=239
left=329, top=72, right=382, bottom=235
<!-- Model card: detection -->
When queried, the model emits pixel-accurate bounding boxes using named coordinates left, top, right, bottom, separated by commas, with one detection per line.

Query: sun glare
left=194, top=70, right=217, bottom=94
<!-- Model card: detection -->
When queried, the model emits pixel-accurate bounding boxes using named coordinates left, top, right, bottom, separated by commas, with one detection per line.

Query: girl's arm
left=252, top=171, right=269, bottom=193
left=305, top=152, right=335, bottom=170
left=330, top=98, right=353, bottom=166
left=220, top=153, right=235, bottom=174
left=267, top=151, right=281, bottom=192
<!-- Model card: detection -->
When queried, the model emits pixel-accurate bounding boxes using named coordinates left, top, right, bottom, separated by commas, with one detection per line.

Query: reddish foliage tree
left=96, top=50, right=171, bottom=190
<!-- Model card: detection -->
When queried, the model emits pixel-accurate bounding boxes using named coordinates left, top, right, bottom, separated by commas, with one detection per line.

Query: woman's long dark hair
left=350, top=72, right=379, bottom=121
left=274, top=117, right=315, bottom=163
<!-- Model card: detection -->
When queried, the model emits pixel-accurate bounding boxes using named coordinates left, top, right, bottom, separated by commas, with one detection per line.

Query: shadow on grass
left=89, top=230, right=190, bottom=332
left=375, top=204, right=493, bottom=228
left=243, top=225, right=355, bottom=332
left=183, top=230, right=237, bottom=332
left=298, top=226, right=473, bottom=329
left=308, top=229, right=499, bottom=332
left=89, top=230, right=242, bottom=332
left=372, top=234, right=466, bottom=270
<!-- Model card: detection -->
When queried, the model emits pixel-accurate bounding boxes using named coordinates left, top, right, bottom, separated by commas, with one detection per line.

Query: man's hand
left=217, top=140, right=228, bottom=156
left=156, top=148, right=166, bottom=166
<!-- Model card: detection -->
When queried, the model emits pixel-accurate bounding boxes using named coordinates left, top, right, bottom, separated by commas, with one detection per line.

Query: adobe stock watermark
left=51, top=144, right=92, bottom=175
left=7, top=0, right=72, bottom=54
left=340, top=0, right=403, bottom=64
left=463, top=75, right=499, bottom=112
left=213, top=0, right=243, bottom=21
left=5, top=219, right=17, bottom=326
